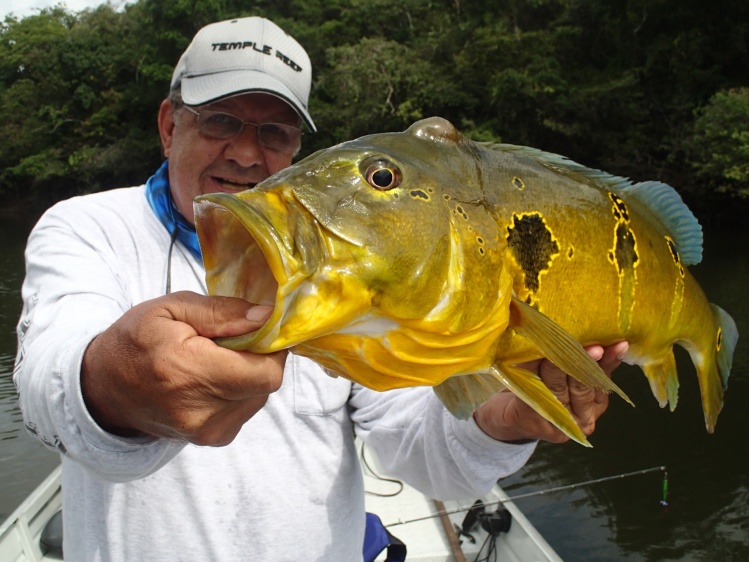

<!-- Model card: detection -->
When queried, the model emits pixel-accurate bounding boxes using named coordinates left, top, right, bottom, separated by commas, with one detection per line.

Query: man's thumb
left=245, top=305, right=273, bottom=324
left=165, top=292, right=273, bottom=339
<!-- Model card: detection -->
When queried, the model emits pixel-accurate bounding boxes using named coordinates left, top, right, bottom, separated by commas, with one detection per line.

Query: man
left=14, top=16, right=627, bottom=561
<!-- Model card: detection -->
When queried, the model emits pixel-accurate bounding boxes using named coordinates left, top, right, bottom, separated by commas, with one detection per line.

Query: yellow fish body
left=194, top=117, right=737, bottom=446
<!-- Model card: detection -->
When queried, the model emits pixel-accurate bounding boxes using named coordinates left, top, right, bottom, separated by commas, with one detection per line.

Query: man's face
left=158, top=92, right=299, bottom=224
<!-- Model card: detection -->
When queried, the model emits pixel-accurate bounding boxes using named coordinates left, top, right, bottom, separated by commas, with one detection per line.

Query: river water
left=0, top=214, right=60, bottom=523
left=1, top=213, right=747, bottom=559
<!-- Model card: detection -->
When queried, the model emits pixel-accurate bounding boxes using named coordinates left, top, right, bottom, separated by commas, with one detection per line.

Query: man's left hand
left=473, top=341, right=629, bottom=444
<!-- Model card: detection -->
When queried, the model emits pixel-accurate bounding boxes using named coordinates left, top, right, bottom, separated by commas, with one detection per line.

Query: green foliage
left=689, top=88, right=749, bottom=198
left=0, top=0, right=747, bottom=219
left=0, top=4, right=163, bottom=202
left=313, top=37, right=465, bottom=147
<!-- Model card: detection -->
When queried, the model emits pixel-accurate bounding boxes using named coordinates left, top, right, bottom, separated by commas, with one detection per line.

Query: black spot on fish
left=666, top=237, right=679, bottom=261
left=608, top=194, right=638, bottom=272
left=410, top=190, right=429, bottom=200
left=614, top=223, right=638, bottom=273
left=609, top=193, right=630, bottom=222
left=443, top=194, right=451, bottom=201
left=567, top=246, right=574, bottom=259
left=513, top=177, right=525, bottom=190
left=476, top=236, right=485, bottom=256
left=665, top=236, right=685, bottom=277
left=609, top=197, right=638, bottom=332
left=506, top=213, right=559, bottom=293
left=455, top=205, right=468, bottom=220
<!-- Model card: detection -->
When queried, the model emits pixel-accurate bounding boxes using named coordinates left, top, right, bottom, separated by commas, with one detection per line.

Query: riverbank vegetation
left=1, top=0, right=747, bottom=221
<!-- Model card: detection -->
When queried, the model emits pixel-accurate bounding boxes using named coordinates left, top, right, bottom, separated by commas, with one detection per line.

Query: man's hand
left=473, top=341, right=629, bottom=444
left=81, top=291, right=286, bottom=446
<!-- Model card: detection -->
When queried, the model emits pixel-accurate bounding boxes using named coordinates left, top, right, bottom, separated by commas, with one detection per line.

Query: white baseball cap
left=171, top=17, right=316, bottom=132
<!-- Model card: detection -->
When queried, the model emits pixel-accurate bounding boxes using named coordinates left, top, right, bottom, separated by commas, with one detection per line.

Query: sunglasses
left=183, top=106, right=302, bottom=155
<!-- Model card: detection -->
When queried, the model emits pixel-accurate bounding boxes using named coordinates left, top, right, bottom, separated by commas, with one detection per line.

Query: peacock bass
left=193, top=117, right=738, bottom=446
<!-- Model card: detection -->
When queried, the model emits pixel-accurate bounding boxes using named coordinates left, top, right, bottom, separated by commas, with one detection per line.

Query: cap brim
left=180, top=70, right=316, bottom=132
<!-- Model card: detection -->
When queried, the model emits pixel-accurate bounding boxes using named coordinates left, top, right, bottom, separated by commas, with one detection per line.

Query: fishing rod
left=385, top=465, right=669, bottom=528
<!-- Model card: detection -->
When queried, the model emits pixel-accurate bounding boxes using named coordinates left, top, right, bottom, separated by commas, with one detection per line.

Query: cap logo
left=210, top=41, right=303, bottom=73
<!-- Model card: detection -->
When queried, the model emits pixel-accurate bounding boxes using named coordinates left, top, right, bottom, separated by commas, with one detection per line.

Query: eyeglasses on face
left=182, top=106, right=302, bottom=155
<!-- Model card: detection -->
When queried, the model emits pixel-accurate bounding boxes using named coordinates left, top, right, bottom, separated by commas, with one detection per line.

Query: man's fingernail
left=616, top=343, right=630, bottom=361
left=246, top=305, right=273, bottom=323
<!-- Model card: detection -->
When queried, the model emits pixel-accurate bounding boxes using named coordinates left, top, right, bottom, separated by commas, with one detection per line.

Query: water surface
left=0, top=215, right=59, bottom=522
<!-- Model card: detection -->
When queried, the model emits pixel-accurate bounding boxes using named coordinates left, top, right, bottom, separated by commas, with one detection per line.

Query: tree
left=689, top=88, right=749, bottom=198
left=1, top=0, right=747, bottom=222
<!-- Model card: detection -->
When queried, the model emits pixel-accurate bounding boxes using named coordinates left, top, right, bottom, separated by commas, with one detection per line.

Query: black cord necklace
left=165, top=227, right=178, bottom=294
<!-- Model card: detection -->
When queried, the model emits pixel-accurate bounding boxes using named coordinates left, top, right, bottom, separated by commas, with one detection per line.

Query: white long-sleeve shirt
left=14, top=185, right=535, bottom=561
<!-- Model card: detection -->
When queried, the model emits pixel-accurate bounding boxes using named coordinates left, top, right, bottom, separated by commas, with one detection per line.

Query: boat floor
left=2, top=449, right=563, bottom=562
left=362, top=446, right=563, bottom=562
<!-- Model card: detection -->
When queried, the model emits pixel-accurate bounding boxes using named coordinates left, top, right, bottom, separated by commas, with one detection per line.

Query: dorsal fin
left=483, top=143, right=704, bottom=265
left=483, top=142, right=633, bottom=191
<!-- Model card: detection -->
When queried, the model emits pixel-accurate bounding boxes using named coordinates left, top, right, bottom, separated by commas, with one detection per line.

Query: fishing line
left=385, top=465, right=668, bottom=528
left=361, top=443, right=404, bottom=498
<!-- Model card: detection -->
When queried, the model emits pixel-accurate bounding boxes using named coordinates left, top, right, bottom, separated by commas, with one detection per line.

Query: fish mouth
left=194, top=189, right=373, bottom=353
left=194, top=189, right=318, bottom=352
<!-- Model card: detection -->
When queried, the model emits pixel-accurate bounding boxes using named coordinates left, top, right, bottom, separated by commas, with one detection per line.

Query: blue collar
left=144, top=160, right=202, bottom=261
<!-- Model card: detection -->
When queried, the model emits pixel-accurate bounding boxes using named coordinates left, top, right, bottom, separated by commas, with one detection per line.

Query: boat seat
left=40, top=509, right=63, bottom=556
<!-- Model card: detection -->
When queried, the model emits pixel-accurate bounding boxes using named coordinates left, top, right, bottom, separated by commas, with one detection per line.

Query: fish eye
left=363, top=159, right=401, bottom=191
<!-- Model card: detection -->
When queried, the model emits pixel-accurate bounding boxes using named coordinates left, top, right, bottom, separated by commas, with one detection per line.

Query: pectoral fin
left=492, top=363, right=591, bottom=446
left=510, top=297, right=633, bottom=406
left=433, top=372, right=506, bottom=420
left=432, top=363, right=591, bottom=446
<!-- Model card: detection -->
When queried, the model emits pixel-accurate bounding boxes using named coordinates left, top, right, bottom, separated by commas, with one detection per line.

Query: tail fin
left=713, top=305, right=738, bottom=390
left=692, top=304, right=738, bottom=432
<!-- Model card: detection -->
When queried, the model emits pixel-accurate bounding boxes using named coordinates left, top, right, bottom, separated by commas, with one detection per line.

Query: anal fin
left=642, top=350, right=679, bottom=411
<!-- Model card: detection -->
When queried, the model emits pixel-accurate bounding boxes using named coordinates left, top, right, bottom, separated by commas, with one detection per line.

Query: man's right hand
left=81, top=291, right=286, bottom=446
